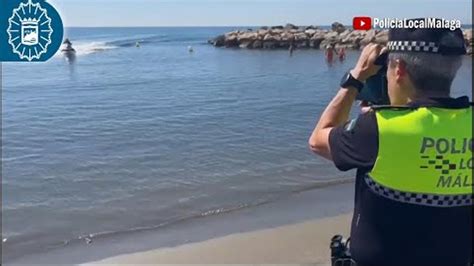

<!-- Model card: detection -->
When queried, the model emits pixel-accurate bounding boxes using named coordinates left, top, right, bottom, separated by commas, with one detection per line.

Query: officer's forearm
left=318, top=88, right=358, bottom=128
left=309, top=88, right=358, bottom=159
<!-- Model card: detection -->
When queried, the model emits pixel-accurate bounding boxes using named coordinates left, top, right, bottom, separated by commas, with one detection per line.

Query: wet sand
left=84, top=213, right=352, bottom=265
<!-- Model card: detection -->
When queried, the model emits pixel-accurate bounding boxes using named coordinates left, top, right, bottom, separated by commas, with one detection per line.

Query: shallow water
left=1, top=27, right=472, bottom=261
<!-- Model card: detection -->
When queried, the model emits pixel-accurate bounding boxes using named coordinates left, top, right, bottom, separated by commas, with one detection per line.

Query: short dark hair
left=389, top=52, right=463, bottom=95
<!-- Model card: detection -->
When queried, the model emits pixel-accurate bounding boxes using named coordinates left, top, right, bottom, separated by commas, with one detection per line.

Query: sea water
left=2, top=27, right=472, bottom=262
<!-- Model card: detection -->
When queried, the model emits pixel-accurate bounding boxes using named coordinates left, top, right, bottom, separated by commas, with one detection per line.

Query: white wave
left=73, top=41, right=118, bottom=56
left=55, top=41, right=118, bottom=58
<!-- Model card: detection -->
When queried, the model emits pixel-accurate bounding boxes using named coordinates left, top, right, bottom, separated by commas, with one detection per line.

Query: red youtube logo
left=353, top=16, right=372, bottom=30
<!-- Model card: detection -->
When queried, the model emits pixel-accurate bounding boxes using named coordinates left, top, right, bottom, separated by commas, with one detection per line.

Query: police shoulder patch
left=345, top=118, right=358, bottom=132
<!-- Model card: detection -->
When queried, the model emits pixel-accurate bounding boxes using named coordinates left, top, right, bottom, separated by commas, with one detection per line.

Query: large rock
left=375, top=30, right=389, bottom=44
left=252, top=40, right=263, bottom=49
left=209, top=35, right=226, bottom=47
left=225, top=34, right=239, bottom=47
left=263, top=33, right=281, bottom=42
left=465, top=29, right=473, bottom=55
left=280, top=32, right=295, bottom=41
left=331, top=22, right=346, bottom=34
left=464, top=29, right=472, bottom=43
left=339, top=30, right=351, bottom=41
left=335, top=43, right=356, bottom=50
left=310, top=38, right=324, bottom=49
left=263, top=41, right=278, bottom=49
left=295, top=41, right=309, bottom=48
left=341, top=34, right=355, bottom=44
left=257, top=29, right=269, bottom=38
left=270, top=29, right=284, bottom=35
left=327, top=31, right=339, bottom=38
left=309, top=30, right=326, bottom=49
left=285, top=23, right=299, bottom=30
left=360, top=29, right=377, bottom=47
left=306, top=25, right=319, bottom=30
left=238, top=32, right=258, bottom=42
left=305, top=29, right=317, bottom=36
left=239, top=41, right=253, bottom=49
left=294, top=32, right=308, bottom=41
left=225, top=30, right=239, bottom=37
left=349, top=30, right=365, bottom=38
left=324, top=31, right=339, bottom=42
left=320, top=39, right=334, bottom=49
left=312, top=30, right=326, bottom=39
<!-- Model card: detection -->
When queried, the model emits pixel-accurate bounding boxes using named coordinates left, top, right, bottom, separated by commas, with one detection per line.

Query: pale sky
left=50, top=0, right=472, bottom=27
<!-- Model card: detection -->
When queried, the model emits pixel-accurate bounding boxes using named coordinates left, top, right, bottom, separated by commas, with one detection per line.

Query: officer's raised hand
left=308, top=43, right=388, bottom=160
left=351, top=43, right=386, bottom=82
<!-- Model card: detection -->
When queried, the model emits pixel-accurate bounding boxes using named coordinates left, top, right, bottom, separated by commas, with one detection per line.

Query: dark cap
left=387, top=18, right=466, bottom=55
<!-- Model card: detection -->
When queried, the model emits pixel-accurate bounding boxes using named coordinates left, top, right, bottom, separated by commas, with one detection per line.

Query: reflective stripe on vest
left=367, top=106, right=473, bottom=207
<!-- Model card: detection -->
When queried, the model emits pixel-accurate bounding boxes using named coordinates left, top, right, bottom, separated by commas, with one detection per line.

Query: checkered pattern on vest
left=387, top=41, right=439, bottom=53
left=364, top=175, right=473, bottom=207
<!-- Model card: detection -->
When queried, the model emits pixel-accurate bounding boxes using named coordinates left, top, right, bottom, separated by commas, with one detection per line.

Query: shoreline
left=6, top=182, right=355, bottom=265
left=84, top=213, right=352, bottom=265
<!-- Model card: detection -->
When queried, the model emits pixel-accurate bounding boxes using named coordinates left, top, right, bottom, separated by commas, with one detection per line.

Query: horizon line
left=64, top=24, right=474, bottom=28
left=64, top=24, right=339, bottom=28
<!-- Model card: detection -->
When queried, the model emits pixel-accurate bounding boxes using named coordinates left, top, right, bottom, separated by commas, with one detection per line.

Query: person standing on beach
left=309, top=19, right=472, bottom=266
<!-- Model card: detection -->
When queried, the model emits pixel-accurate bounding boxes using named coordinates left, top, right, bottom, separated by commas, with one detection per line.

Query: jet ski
left=61, top=38, right=76, bottom=63
left=61, top=39, right=76, bottom=53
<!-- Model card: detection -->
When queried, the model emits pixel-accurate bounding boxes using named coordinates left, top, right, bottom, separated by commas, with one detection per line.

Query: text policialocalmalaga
left=373, top=18, right=462, bottom=31
left=420, top=137, right=473, bottom=189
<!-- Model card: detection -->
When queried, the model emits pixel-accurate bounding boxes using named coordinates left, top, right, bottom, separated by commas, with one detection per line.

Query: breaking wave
left=72, top=41, right=119, bottom=56
left=58, top=34, right=206, bottom=57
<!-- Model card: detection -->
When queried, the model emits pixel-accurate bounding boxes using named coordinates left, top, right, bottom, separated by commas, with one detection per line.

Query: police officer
left=309, top=18, right=472, bottom=266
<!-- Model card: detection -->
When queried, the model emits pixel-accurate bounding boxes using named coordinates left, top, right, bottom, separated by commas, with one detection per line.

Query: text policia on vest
left=420, top=137, right=473, bottom=188
left=421, top=137, right=473, bottom=154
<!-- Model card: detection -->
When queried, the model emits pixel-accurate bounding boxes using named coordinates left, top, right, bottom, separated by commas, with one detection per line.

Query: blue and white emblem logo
left=6, top=0, right=53, bottom=61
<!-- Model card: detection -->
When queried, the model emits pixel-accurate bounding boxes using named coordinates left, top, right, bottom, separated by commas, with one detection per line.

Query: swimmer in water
left=338, top=47, right=346, bottom=61
left=289, top=38, right=295, bottom=57
left=325, top=45, right=335, bottom=62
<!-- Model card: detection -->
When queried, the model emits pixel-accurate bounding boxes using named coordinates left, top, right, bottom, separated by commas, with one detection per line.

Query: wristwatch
left=340, top=71, right=364, bottom=92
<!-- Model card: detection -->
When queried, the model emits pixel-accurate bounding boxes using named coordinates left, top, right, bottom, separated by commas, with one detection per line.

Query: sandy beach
left=83, top=214, right=352, bottom=266
left=6, top=182, right=355, bottom=265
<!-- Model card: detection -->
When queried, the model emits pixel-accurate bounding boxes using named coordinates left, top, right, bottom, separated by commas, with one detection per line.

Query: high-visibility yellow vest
left=366, top=106, right=473, bottom=207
